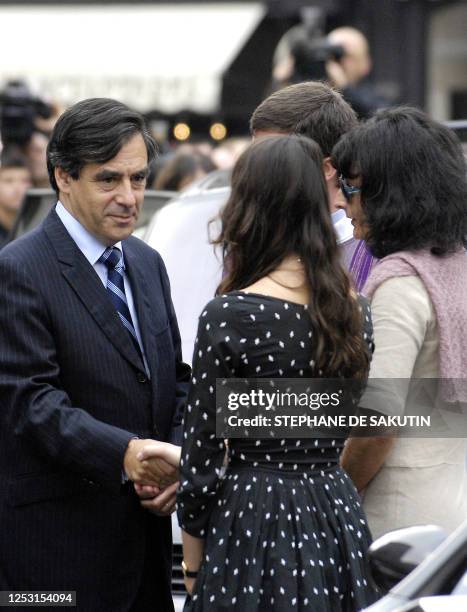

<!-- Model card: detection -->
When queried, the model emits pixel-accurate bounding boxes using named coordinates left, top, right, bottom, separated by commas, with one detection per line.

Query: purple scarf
left=363, top=249, right=467, bottom=403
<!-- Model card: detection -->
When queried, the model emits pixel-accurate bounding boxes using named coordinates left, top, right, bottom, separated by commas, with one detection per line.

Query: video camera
left=290, top=7, right=344, bottom=81
left=0, top=80, right=52, bottom=146
left=291, top=38, right=344, bottom=81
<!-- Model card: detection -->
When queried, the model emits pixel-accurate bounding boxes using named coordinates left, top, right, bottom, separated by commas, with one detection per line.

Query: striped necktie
left=99, top=246, right=142, bottom=358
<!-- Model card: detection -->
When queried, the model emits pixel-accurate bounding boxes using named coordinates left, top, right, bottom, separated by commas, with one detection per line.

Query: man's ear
left=322, top=157, right=337, bottom=182
left=54, top=167, right=73, bottom=194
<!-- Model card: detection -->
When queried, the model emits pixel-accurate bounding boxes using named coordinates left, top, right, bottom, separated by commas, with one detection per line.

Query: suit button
left=137, top=372, right=147, bottom=383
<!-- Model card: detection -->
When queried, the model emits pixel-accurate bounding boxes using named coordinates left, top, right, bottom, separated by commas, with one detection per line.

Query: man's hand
left=138, top=481, right=179, bottom=516
left=133, top=483, right=161, bottom=499
left=124, top=439, right=178, bottom=487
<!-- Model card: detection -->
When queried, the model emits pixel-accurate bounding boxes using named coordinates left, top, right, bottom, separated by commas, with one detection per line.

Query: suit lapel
left=44, top=210, right=145, bottom=372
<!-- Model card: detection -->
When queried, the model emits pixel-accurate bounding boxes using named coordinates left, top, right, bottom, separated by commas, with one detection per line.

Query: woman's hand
left=137, top=441, right=181, bottom=467
left=135, top=442, right=181, bottom=488
left=124, top=438, right=176, bottom=486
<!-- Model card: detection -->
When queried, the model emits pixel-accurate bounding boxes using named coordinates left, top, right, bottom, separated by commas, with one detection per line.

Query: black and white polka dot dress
left=177, top=292, right=377, bottom=611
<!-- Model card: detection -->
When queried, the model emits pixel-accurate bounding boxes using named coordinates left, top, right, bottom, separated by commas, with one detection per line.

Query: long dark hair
left=332, top=106, right=467, bottom=258
left=214, top=134, right=369, bottom=379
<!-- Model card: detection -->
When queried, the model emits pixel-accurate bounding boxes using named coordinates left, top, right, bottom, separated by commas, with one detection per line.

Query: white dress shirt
left=331, top=209, right=354, bottom=245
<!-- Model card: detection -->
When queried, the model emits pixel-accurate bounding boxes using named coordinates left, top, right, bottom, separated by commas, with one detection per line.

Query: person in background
left=23, top=130, right=51, bottom=188
left=0, top=151, right=32, bottom=248
left=273, top=25, right=390, bottom=120
left=326, top=27, right=390, bottom=119
left=142, top=135, right=378, bottom=610
left=333, top=107, right=467, bottom=538
left=250, top=81, right=376, bottom=290
left=210, top=137, right=250, bottom=170
left=154, top=150, right=216, bottom=192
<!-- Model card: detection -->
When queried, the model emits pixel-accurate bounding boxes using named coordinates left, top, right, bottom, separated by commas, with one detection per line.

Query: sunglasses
left=339, top=175, right=362, bottom=201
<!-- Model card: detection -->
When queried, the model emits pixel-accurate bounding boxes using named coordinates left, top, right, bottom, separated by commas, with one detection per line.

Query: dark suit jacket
left=0, top=210, right=191, bottom=611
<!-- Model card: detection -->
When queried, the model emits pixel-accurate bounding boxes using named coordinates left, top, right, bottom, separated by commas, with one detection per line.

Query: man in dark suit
left=0, top=98, right=191, bottom=611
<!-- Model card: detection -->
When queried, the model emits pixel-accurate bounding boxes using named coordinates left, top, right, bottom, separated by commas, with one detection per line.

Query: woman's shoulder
left=197, top=292, right=255, bottom=325
left=200, top=292, right=249, bottom=313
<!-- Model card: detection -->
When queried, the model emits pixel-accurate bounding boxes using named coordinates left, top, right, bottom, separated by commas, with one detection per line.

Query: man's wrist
left=122, top=436, right=140, bottom=482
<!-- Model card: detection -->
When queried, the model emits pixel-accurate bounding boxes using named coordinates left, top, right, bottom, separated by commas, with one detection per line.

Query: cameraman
left=273, top=25, right=390, bottom=119
left=0, top=80, right=55, bottom=187
left=326, top=27, right=390, bottom=119
left=0, top=151, right=32, bottom=249
left=22, top=130, right=50, bottom=188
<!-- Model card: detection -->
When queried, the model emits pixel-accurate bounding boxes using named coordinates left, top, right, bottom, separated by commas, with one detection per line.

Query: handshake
left=124, top=439, right=181, bottom=517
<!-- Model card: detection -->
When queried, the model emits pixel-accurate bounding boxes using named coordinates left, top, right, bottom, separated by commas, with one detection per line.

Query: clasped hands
left=124, top=439, right=181, bottom=516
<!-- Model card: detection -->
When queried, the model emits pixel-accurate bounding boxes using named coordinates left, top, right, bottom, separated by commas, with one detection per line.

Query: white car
left=364, top=521, right=467, bottom=611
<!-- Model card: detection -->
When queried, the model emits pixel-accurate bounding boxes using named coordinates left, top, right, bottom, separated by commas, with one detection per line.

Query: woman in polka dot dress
left=176, top=135, right=378, bottom=611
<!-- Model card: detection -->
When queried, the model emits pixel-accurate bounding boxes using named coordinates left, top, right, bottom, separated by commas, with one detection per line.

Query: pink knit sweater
left=363, top=249, right=467, bottom=403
